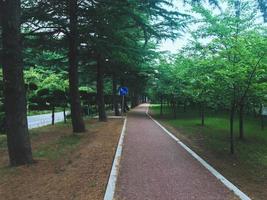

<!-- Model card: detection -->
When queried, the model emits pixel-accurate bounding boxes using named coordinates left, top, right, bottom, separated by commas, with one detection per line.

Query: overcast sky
left=158, top=0, right=221, bottom=53
left=159, top=0, right=265, bottom=53
left=159, top=0, right=193, bottom=53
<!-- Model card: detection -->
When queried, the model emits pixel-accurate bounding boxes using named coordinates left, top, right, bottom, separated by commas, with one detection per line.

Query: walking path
left=115, top=104, right=240, bottom=200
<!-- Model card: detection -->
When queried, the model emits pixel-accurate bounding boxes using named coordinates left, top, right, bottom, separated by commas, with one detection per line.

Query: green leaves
left=150, top=0, right=267, bottom=112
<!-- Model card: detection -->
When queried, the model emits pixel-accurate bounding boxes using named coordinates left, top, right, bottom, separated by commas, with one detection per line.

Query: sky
left=158, top=0, right=221, bottom=53
left=159, top=0, right=193, bottom=53
left=159, top=36, right=190, bottom=53
left=159, top=0, right=265, bottom=53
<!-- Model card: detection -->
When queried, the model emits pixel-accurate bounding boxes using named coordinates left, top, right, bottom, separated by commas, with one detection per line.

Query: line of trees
left=149, top=0, right=267, bottom=154
left=0, top=0, right=266, bottom=166
left=0, top=0, right=186, bottom=166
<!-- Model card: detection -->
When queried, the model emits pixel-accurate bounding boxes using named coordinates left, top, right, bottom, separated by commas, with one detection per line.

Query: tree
left=68, top=0, right=85, bottom=132
left=149, top=0, right=266, bottom=155
left=0, top=0, right=33, bottom=166
left=21, top=0, right=86, bottom=132
left=192, top=0, right=267, bottom=152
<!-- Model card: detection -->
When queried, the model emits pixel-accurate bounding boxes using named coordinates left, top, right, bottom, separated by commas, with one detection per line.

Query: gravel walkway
left=115, top=104, right=237, bottom=200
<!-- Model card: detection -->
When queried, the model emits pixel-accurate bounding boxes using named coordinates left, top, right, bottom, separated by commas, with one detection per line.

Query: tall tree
left=1, top=0, right=33, bottom=166
left=96, top=53, right=107, bottom=121
left=112, top=73, right=120, bottom=116
left=68, top=0, right=85, bottom=132
left=21, top=0, right=86, bottom=133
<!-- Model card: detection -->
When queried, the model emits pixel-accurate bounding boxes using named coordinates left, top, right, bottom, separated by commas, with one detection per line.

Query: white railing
left=27, top=111, right=69, bottom=129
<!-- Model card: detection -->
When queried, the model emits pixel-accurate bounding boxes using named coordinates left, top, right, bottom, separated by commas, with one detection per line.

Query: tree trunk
left=124, top=96, right=129, bottom=112
left=131, top=93, right=135, bottom=109
left=63, top=107, right=67, bottom=123
left=201, top=103, right=205, bottom=126
left=260, top=104, right=264, bottom=130
left=239, top=103, right=244, bottom=139
left=51, top=106, right=55, bottom=125
left=183, top=100, right=186, bottom=112
left=253, top=105, right=257, bottom=118
left=1, top=0, right=33, bottom=166
left=112, top=74, right=120, bottom=116
left=68, top=0, right=85, bottom=133
left=130, top=91, right=138, bottom=108
left=96, top=54, right=107, bottom=122
left=261, top=115, right=265, bottom=131
left=173, top=100, right=177, bottom=119
left=230, top=103, right=235, bottom=154
left=160, top=95, right=163, bottom=117
left=134, top=94, right=139, bottom=108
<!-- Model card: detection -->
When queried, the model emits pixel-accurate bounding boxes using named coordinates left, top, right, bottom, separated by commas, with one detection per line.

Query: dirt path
left=115, top=104, right=238, bottom=200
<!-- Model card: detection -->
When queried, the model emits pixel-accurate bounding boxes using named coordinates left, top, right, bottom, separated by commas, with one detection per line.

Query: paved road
left=27, top=112, right=67, bottom=129
left=115, top=104, right=237, bottom=200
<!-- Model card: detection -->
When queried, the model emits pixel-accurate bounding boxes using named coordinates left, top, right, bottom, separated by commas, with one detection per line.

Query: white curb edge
left=146, top=107, right=251, bottom=200
left=104, top=117, right=127, bottom=200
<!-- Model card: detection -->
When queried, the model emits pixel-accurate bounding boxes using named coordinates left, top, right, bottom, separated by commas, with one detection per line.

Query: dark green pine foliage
left=22, top=0, right=86, bottom=132
left=78, top=0, right=187, bottom=120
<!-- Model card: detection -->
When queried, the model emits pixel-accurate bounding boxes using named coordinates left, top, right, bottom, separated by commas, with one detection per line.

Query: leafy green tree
left=192, top=0, right=267, bottom=153
left=150, top=0, right=267, bottom=155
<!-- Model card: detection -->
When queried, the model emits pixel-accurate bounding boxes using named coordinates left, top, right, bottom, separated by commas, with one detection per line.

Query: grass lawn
left=0, top=118, right=123, bottom=200
left=150, top=104, right=267, bottom=200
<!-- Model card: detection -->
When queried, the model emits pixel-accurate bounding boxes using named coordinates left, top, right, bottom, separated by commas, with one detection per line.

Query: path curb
left=104, top=117, right=127, bottom=200
left=146, top=108, right=251, bottom=200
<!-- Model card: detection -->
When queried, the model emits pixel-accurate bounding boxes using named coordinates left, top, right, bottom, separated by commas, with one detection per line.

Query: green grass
left=1, top=133, right=81, bottom=160
left=150, top=104, right=267, bottom=173
left=0, top=135, right=6, bottom=149
left=33, top=134, right=81, bottom=160
left=0, top=122, right=81, bottom=161
left=0, top=122, right=69, bottom=150
left=0, top=124, right=81, bottom=179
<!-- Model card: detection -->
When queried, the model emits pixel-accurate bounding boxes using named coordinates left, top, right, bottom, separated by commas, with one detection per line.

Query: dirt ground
left=159, top=122, right=267, bottom=200
left=0, top=119, right=123, bottom=200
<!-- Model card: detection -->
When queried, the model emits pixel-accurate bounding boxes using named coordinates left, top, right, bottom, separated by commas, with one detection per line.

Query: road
left=27, top=112, right=67, bottom=129
left=115, top=104, right=238, bottom=200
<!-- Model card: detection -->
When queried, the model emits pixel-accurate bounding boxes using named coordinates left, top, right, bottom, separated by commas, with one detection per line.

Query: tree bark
left=63, top=107, right=67, bottom=123
left=201, top=103, right=205, bottom=126
left=134, top=94, right=139, bottom=108
left=230, top=103, right=235, bottom=154
left=1, top=0, right=33, bottom=166
left=96, top=54, right=107, bottom=121
left=68, top=0, right=85, bottom=132
left=124, top=96, right=129, bottom=112
left=173, top=100, right=177, bottom=119
left=51, top=106, right=55, bottom=125
left=130, top=92, right=138, bottom=108
left=160, top=95, right=163, bottom=117
left=112, top=74, right=120, bottom=116
left=239, top=103, right=244, bottom=139
left=260, top=104, right=264, bottom=130
left=131, top=93, right=135, bottom=109
left=183, top=100, right=186, bottom=112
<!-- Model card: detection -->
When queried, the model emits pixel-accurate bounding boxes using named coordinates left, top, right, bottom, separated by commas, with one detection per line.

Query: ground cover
left=150, top=104, right=267, bottom=200
left=0, top=119, right=123, bottom=200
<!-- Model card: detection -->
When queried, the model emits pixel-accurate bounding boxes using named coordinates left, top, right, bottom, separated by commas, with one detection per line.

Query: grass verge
left=150, top=104, right=267, bottom=200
